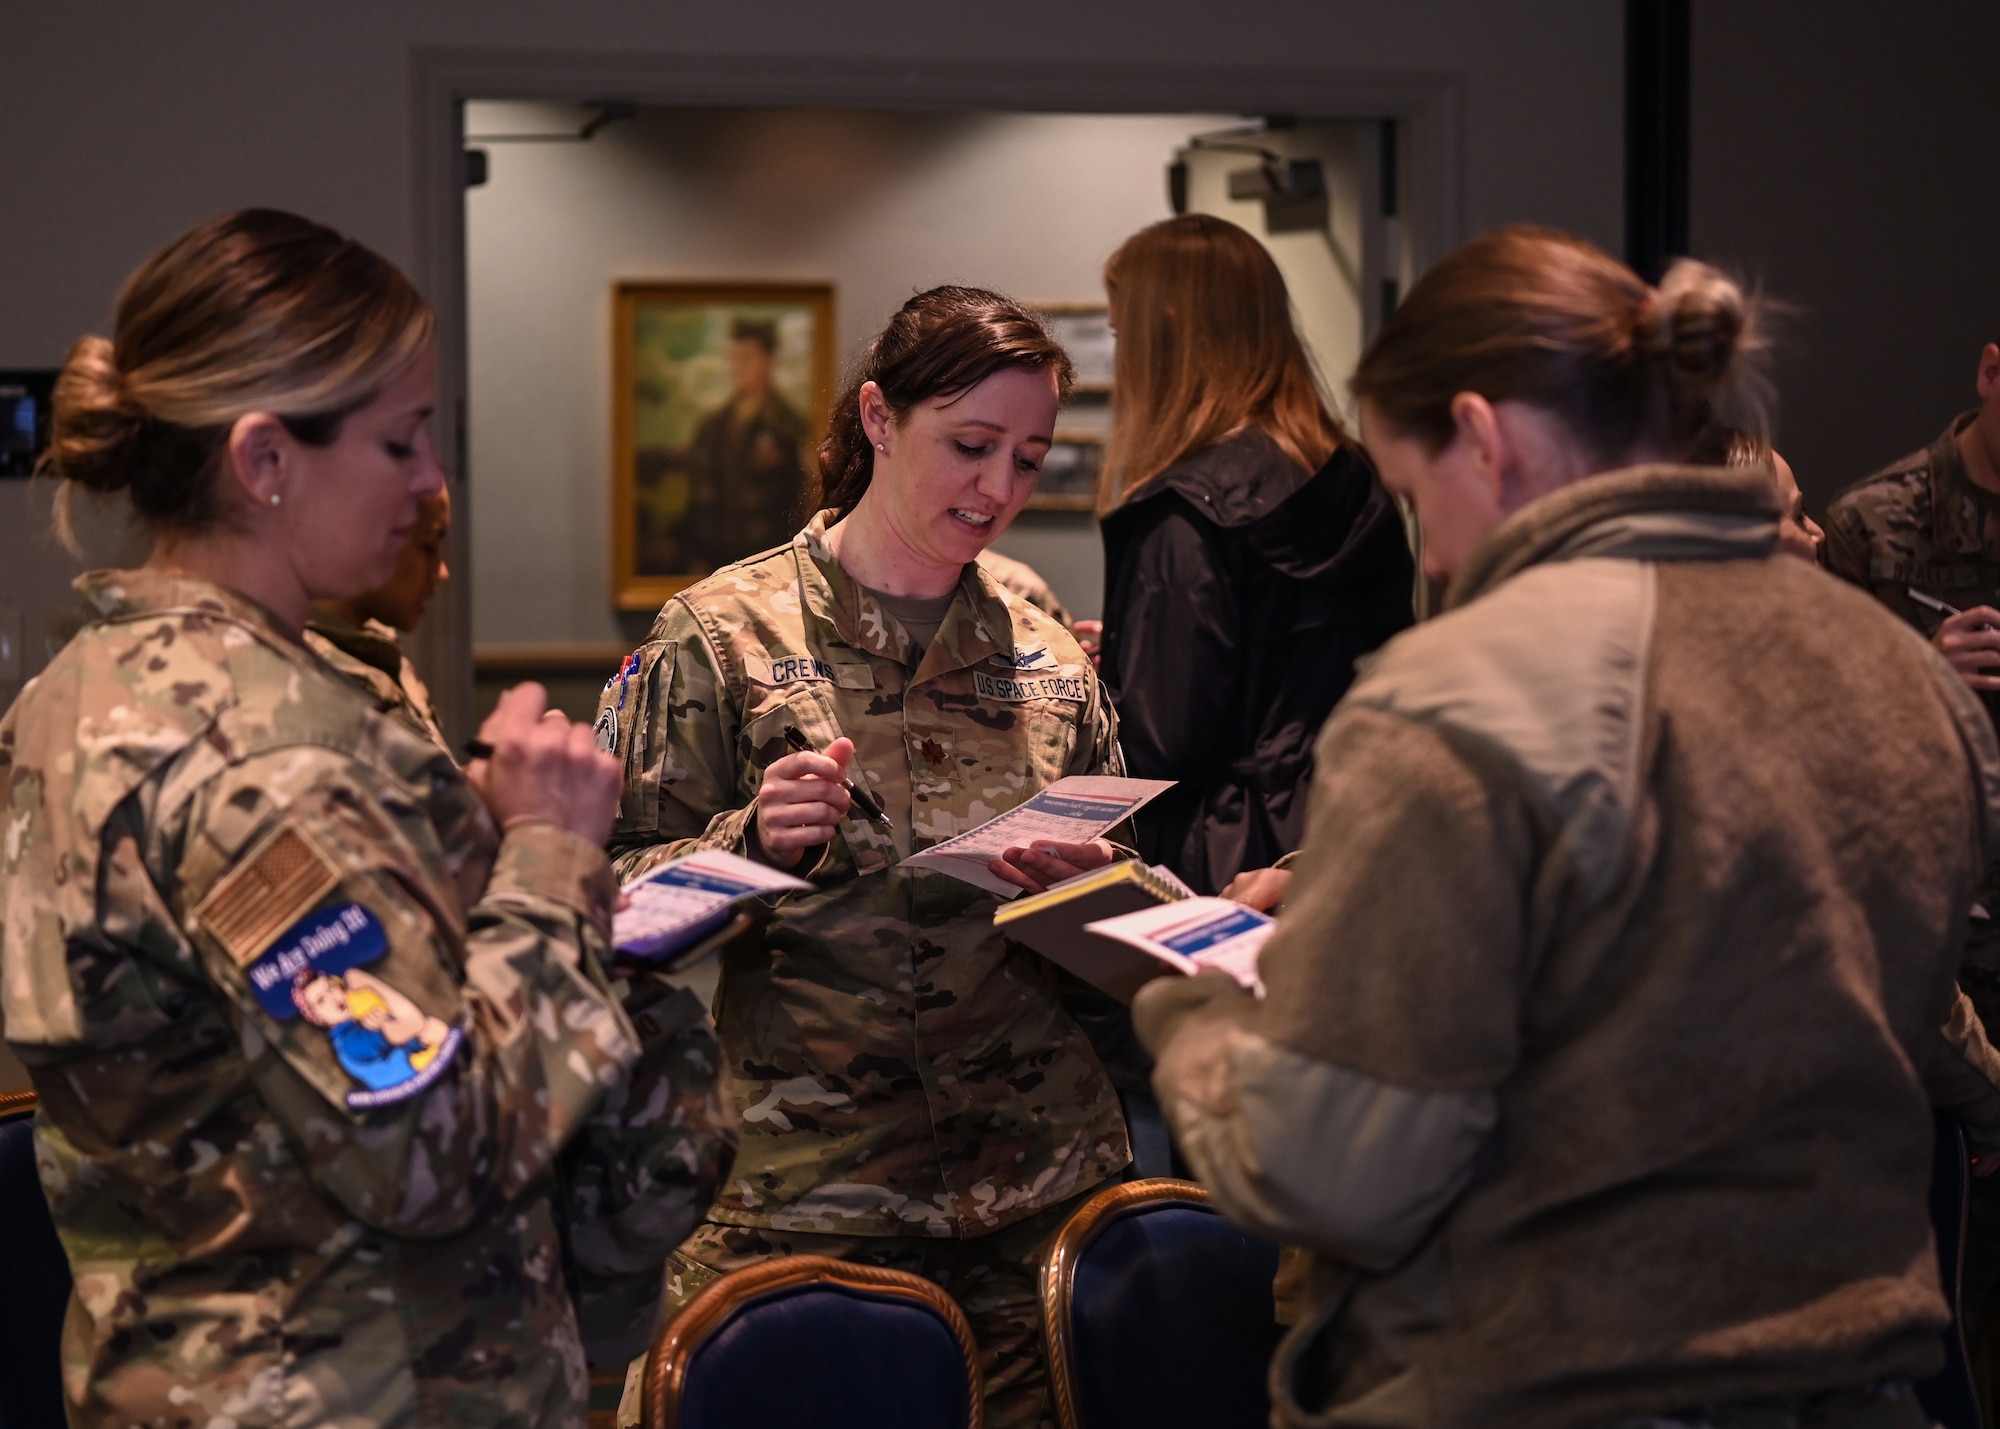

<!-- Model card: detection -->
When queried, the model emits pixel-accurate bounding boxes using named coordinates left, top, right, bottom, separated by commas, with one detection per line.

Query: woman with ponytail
left=1136, top=226, right=2000, bottom=1429
left=598, top=287, right=1131, bottom=1429
left=1, top=209, right=733, bottom=1427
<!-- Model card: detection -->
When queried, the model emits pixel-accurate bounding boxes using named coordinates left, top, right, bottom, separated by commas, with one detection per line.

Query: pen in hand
left=1907, top=588, right=1965, bottom=619
left=783, top=724, right=892, bottom=826
left=1909, top=587, right=1998, bottom=631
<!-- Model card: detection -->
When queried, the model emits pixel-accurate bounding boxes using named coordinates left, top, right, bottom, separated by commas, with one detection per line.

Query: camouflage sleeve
left=604, top=605, right=757, bottom=883
left=1819, top=496, right=1874, bottom=588
left=1070, top=666, right=1128, bottom=780
left=1069, top=665, right=1140, bottom=852
left=176, top=747, right=640, bottom=1239
left=560, top=976, right=737, bottom=1355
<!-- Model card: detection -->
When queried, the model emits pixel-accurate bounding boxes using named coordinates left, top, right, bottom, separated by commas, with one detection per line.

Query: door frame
left=408, top=45, right=1465, bottom=739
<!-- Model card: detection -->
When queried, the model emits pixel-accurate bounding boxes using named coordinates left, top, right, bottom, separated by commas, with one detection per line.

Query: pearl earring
left=270, top=493, right=282, bottom=506
left=876, top=443, right=886, bottom=453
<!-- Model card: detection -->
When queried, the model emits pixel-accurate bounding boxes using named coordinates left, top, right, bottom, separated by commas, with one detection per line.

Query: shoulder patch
left=195, top=823, right=343, bottom=968
left=248, top=900, right=463, bottom=1109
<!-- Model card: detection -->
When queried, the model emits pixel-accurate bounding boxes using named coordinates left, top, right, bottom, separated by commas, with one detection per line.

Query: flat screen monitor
left=0, top=371, right=58, bottom=477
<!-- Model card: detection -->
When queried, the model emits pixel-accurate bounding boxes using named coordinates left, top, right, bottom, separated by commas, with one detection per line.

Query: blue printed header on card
left=247, top=903, right=388, bottom=1021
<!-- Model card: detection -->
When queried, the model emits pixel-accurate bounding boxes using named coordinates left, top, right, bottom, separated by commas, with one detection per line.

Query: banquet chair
left=1040, top=1177, right=1282, bottom=1429
left=639, top=1253, right=982, bottom=1429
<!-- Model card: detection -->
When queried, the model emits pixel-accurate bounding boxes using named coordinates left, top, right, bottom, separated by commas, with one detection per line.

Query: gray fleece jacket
left=1136, top=465, right=2000, bottom=1429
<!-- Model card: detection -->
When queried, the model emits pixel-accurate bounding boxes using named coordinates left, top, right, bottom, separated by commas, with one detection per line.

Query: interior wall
left=1689, top=1, right=2000, bottom=511
left=0, top=0, right=1624, bottom=699
left=1179, top=122, right=1371, bottom=418
left=466, top=104, right=1372, bottom=637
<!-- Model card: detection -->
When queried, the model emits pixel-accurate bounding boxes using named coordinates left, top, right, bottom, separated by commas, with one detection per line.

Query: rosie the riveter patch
left=201, top=824, right=462, bottom=1110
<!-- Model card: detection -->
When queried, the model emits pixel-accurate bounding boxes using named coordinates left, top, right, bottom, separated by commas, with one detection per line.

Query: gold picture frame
left=612, top=282, right=835, bottom=611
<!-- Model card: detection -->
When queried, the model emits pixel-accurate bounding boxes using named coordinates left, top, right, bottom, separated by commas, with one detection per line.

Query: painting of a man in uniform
left=614, top=282, right=833, bottom=608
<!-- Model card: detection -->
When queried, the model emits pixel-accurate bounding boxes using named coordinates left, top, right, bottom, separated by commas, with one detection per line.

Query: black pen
left=783, top=724, right=892, bottom=826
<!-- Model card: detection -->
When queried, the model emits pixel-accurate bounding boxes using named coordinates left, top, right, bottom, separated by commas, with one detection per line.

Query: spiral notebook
left=992, top=860, right=1196, bottom=1001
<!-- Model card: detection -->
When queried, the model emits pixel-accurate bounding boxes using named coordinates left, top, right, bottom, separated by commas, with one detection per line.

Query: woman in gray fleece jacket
left=1136, top=226, right=2000, bottom=1429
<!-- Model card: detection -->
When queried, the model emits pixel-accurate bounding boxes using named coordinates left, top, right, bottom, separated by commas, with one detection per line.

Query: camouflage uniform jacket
left=1823, top=412, right=2000, bottom=1000
left=602, top=512, right=1132, bottom=1240
left=1823, top=412, right=2000, bottom=684
left=304, top=611, right=448, bottom=750
left=0, top=569, right=734, bottom=1428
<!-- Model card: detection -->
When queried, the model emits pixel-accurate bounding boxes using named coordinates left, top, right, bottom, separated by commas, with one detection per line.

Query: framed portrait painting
left=612, top=282, right=834, bottom=610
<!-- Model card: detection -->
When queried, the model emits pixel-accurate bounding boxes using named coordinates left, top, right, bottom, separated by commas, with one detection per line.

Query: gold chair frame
left=642, top=1252, right=984, bottom=1429
left=1038, top=1177, right=1214, bottom=1429
left=0, top=1089, right=35, bottom=1121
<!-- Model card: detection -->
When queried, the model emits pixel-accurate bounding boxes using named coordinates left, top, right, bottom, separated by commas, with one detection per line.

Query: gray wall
left=1689, top=1, right=2000, bottom=509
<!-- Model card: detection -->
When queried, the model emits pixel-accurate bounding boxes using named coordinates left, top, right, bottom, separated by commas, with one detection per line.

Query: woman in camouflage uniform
left=0, top=210, right=734, bottom=1428
left=602, top=288, right=1133, bottom=1428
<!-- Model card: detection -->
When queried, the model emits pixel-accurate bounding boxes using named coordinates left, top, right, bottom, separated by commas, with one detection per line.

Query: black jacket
left=1099, top=430, right=1415, bottom=893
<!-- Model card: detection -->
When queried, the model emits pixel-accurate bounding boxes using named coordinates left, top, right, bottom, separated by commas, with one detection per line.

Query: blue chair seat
left=1044, top=1178, right=1283, bottom=1429
left=644, top=1254, right=980, bottom=1429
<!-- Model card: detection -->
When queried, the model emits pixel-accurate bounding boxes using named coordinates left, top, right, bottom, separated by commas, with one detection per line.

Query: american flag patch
left=194, top=824, right=343, bottom=968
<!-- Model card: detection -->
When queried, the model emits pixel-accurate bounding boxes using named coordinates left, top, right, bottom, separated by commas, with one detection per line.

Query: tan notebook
left=994, top=861, right=1192, bottom=1002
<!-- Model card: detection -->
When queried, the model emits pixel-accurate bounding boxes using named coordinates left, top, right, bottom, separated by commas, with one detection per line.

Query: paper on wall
left=614, top=849, right=811, bottom=959
left=896, top=775, right=1175, bottom=898
left=1083, top=896, right=1272, bottom=997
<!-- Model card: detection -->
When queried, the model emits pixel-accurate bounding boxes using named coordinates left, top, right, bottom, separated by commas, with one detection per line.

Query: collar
left=1116, top=428, right=1315, bottom=528
left=1445, top=464, right=1782, bottom=610
left=305, top=611, right=406, bottom=681
left=1927, top=412, right=1990, bottom=557
left=75, top=567, right=304, bottom=656
left=790, top=510, right=1027, bottom=679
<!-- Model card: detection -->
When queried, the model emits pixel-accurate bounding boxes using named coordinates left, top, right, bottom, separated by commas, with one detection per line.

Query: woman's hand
left=1222, top=866, right=1291, bottom=912
left=989, top=839, right=1115, bottom=896
left=464, top=683, right=622, bottom=845
left=1933, top=606, right=2000, bottom=691
left=1072, top=619, right=1103, bottom=671
left=755, top=737, right=855, bottom=870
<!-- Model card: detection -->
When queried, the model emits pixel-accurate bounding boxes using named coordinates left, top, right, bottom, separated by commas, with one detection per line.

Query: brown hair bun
left=1352, top=226, right=1774, bottom=467
left=42, top=335, right=147, bottom=494
left=39, top=208, right=434, bottom=549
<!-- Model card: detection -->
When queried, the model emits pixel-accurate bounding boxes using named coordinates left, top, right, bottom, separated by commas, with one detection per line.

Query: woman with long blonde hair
left=1094, top=214, right=1414, bottom=894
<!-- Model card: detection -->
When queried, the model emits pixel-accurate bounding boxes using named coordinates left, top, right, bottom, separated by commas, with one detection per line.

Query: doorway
left=410, top=51, right=1461, bottom=739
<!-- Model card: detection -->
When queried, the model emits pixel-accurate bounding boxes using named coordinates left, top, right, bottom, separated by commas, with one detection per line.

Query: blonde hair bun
left=42, top=335, right=146, bottom=495
left=39, top=208, right=434, bottom=551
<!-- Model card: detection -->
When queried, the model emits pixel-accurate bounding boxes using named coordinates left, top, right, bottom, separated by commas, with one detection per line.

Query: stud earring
left=270, top=492, right=282, bottom=506
left=876, top=443, right=886, bottom=453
